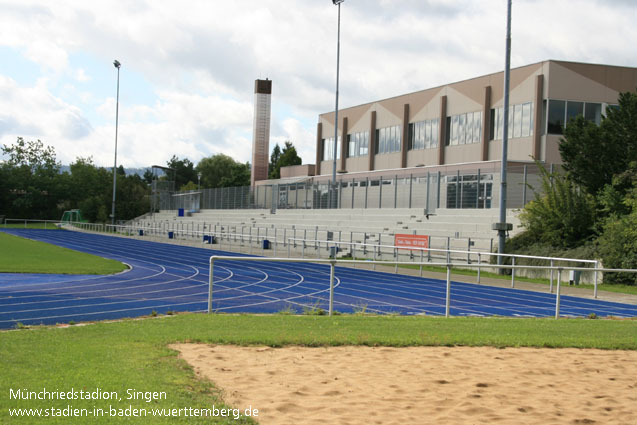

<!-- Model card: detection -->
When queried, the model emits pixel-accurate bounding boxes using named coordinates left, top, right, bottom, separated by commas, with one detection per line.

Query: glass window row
left=446, top=111, right=482, bottom=146
left=544, top=99, right=610, bottom=135
left=322, top=137, right=341, bottom=161
left=490, top=102, right=533, bottom=140
left=375, top=126, right=401, bottom=155
left=347, top=131, right=369, bottom=158
left=408, top=118, right=439, bottom=150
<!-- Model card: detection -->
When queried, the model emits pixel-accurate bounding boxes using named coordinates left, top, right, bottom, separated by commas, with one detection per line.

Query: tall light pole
left=331, top=0, right=344, bottom=208
left=111, top=60, right=121, bottom=225
left=494, top=1, right=513, bottom=266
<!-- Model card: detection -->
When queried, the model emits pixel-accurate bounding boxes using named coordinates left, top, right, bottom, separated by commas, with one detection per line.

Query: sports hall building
left=277, top=60, right=637, bottom=211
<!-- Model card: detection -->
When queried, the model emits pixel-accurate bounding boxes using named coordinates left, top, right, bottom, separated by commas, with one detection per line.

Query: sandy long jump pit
left=173, top=344, right=637, bottom=425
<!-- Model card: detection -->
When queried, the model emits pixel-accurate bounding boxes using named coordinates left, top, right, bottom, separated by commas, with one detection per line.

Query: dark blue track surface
left=1, top=229, right=636, bottom=328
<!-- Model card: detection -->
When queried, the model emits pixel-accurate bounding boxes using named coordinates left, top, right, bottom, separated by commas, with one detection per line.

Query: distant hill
left=59, top=165, right=149, bottom=177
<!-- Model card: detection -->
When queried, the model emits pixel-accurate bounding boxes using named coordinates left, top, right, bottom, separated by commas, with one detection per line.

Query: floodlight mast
left=331, top=0, right=343, bottom=208
left=496, top=1, right=512, bottom=267
left=111, top=60, right=121, bottom=226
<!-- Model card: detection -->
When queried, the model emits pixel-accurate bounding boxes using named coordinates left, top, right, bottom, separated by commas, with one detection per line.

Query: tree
left=559, top=92, right=637, bottom=195
left=268, top=141, right=302, bottom=179
left=142, top=169, right=154, bottom=185
left=268, top=144, right=281, bottom=178
left=519, top=163, right=596, bottom=248
left=166, top=155, right=198, bottom=191
left=197, top=154, right=250, bottom=188
left=1, top=138, right=61, bottom=218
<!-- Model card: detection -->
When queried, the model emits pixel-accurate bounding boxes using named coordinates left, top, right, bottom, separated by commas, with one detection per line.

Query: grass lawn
left=0, top=231, right=126, bottom=274
left=1, top=313, right=636, bottom=424
left=2, top=222, right=62, bottom=229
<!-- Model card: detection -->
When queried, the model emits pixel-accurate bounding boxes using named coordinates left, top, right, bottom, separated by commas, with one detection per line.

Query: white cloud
left=1, top=0, right=636, bottom=168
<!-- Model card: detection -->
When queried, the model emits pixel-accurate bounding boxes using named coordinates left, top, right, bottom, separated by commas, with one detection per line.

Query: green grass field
left=0, top=232, right=126, bottom=274
left=2, top=222, right=62, bottom=229
left=1, top=314, right=636, bottom=424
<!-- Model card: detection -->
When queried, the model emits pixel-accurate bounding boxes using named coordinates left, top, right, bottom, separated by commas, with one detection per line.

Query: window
left=347, top=131, right=369, bottom=157
left=473, top=111, right=482, bottom=143
left=446, top=174, right=493, bottom=209
left=566, top=101, right=584, bottom=123
left=521, top=103, right=532, bottom=137
left=408, top=118, right=439, bottom=151
left=584, top=103, right=602, bottom=125
left=322, top=137, right=340, bottom=161
left=375, top=126, right=401, bottom=154
left=446, top=111, right=482, bottom=146
left=491, top=102, right=534, bottom=139
left=546, top=99, right=604, bottom=134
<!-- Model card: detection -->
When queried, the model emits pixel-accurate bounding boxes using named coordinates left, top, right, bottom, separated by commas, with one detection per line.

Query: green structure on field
left=60, top=209, right=84, bottom=223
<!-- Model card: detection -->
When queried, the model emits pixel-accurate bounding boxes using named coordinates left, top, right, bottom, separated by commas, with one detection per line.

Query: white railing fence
left=207, top=256, right=637, bottom=319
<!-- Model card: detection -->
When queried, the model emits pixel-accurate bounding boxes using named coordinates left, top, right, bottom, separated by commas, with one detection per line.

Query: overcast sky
left=0, top=0, right=635, bottom=169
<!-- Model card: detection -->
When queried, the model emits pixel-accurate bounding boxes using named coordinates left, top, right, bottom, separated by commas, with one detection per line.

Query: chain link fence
left=155, top=163, right=550, bottom=213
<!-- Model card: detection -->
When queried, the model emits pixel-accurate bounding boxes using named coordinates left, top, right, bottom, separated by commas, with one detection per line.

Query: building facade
left=316, top=60, right=637, bottom=175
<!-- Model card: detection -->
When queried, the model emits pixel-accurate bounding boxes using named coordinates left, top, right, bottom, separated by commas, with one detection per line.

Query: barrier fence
left=207, top=256, right=636, bottom=319
left=157, top=163, right=549, bottom=213
left=66, top=221, right=602, bottom=295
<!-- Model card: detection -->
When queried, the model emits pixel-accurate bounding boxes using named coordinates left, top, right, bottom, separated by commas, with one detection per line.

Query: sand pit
left=173, top=344, right=637, bottom=425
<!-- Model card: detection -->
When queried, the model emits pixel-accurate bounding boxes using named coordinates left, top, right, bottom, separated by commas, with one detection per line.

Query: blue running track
left=1, top=229, right=636, bottom=328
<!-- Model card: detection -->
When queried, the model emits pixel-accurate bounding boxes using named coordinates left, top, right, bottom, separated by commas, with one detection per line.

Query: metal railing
left=157, top=163, right=549, bottom=212
left=207, top=255, right=636, bottom=319
left=67, top=221, right=601, bottom=293
left=2, top=219, right=62, bottom=228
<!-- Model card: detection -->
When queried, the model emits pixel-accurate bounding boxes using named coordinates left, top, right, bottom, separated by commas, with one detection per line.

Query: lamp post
left=495, top=1, right=512, bottom=267
left=198, top=172, right=202, bottom=190
left=331, top=0, right=344, bottom=209
left=111, top=59, right=121, bottom=226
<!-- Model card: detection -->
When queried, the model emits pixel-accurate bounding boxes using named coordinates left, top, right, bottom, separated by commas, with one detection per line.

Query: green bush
left=519, top=164, right=596, bottom=249
left=597, top=202, right=637, bottom=285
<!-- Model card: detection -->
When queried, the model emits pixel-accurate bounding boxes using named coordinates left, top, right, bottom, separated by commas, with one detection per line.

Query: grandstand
left=129, top=207, right=522, bottom=260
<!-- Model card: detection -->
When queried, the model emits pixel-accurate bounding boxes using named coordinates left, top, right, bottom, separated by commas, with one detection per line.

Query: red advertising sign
left=394, top=234, right=429, bottom=250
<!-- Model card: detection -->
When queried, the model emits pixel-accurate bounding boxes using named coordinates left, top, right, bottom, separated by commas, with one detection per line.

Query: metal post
left=477, top=253, right=481, bottom=283
left=436, top=171, right=441, bottom=208
left=379, top=176, right=383, bottom=208
left=351, top=178, right=355, bottom=208
left=394, top=175, right=398, bottom=209
left=455, top=170, right=460, bottom=208
left=476, top=169, right=481, bottom=208
left=511, top=256, right=516, bottom=288
left=365, top=177, right=369, bottom=208
left=329, top=260, right=335, bottom=316
left=208, top=258, right=214, bottom=313
left=445, top=264, right=452, bottom=317
left=549, top=259, right=554, bottom=293
left=331, top=0, right=342, bottom=209
left=497, top=0, right=513, bottom=267
left=409, top=173, right=413, bottom=208
left=111, top=60, right=121, bottom=225
left=555, top=268, right=562, bottom=319
left=594, top=260, right=599, bottom=299
left=522, top=164, right=528, bottom=205
left=426, top=172, right=431, bottom=214
left=467, top=238, right=471, bottom=264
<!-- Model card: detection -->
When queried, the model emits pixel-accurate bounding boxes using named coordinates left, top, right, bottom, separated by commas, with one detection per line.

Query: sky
left=0, top=0, right=635, bottom=169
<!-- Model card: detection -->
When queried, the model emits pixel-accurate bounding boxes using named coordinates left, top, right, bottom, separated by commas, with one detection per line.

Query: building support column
left=401, top=103, right=410, bottom=168
left=438, top=95, right=447, bottom=165
left=316, top=122, right=323, bottom=175
left=340, top=117, right=348, bottom=172
left=368, top=110, right=377, bottom=171
left=533, top=74, right=544, bottom=160
left=481, top=86, right=492, bottom=161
